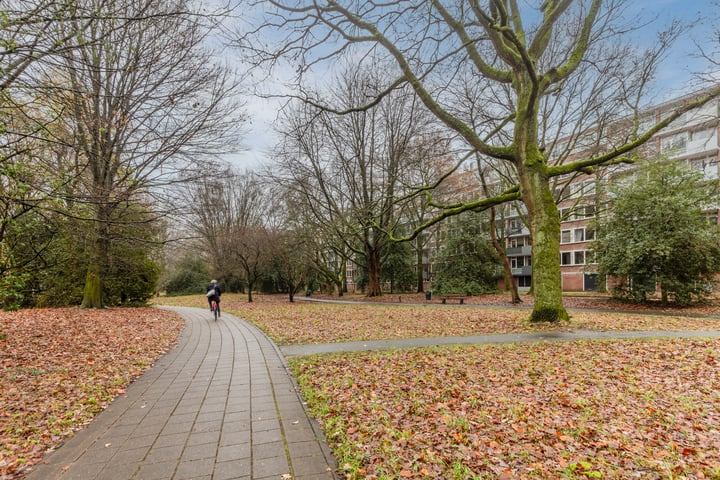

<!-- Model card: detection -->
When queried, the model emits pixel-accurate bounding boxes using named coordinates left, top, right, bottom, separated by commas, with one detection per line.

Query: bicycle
left=211, top=299, right=219, bottom=321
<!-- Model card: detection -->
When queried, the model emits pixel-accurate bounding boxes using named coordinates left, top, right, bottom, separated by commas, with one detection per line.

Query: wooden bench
left=440, top=294, right=467, bottom=304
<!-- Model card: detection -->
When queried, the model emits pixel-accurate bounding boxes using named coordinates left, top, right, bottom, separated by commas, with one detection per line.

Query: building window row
left=559, top=204, right=596, bottom=222
left=555, top=180, right=595, bottom=200
left=661, top=131, right=687, bottom=156
left=560, top=250, right=596, bottom=266
left=511, top=256, right=531, bottom=269
left=560, top=227, right=596, bottom=244
left=508, top=235, right=530, bottom=248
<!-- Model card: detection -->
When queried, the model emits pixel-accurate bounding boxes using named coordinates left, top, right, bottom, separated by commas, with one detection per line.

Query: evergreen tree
left=381, top=241, right=415, bottom=294
left=597, top=160, right=720, bottom=305
left=432, top=213, right=501, bottom=296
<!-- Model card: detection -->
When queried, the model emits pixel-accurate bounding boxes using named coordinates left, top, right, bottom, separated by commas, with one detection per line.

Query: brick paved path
left=25, top=307, right=337, bottom=480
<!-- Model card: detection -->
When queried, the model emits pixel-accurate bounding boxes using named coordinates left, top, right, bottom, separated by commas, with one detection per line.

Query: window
left=639, top=115, right=655, bottom=132
left=586, top=250, right=597, bottom=264
left=511, top=256, right=531, bottom=268
left=561, top=250, right=591, bottom=266
left=518, top=276, right=532, bottom=288
left=561, top=252, right=572, bottom=265
left=559, top=207, right=570, bottom=221
left=690, top=156, right=719, bottom=181
left=661, top=132, right=687, bottom=155
left=690, top=127, right=714, bottom=143
left=574, top=251, right=585, bottom=265
left=562, top=228, right=592, bottom=244
left=509, top=236, right=529, bottom=248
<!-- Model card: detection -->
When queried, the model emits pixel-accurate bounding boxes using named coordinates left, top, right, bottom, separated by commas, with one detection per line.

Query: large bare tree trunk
left=81, top=264, right=103, bottom=308
left=82, top=203, right=110, bottom=308
left=519, top=162, right=568, bottom=322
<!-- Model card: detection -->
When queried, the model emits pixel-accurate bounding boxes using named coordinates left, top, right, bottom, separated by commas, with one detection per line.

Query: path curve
left=26, top=307, right=337, bottom=480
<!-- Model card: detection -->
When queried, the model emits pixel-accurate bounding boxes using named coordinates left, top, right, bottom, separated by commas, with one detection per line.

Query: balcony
left=511, top=266, right=533, bottom=276
left=506, top=245, right=532, bottom=256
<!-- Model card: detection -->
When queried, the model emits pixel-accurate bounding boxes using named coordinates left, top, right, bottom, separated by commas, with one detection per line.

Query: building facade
left=505, top=89, right=720, bottom=291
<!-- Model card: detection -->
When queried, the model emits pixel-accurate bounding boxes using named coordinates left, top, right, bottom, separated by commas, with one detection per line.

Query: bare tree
left=1, top=1, right=110, bottom=91
left=271, top=64, right=438, bottom=296
left=241, top=0, right=720, bottom=321
left=281, top=200, right=352, bottom=296
left=1, top=0, right=120, bottom=257
left=396, top=136, right=456, bottom=293
left=187, top=170, right=272, bottom=302
left=43, top=0, right=242, bottom=307
left=268, top=229, right=311, bottom=302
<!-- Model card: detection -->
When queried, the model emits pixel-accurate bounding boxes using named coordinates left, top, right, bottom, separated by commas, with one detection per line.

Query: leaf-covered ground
left=0, top=308, right=183, bottom=480
left=5, top=295, right=718, bottom=479
left=157, top=293, right=720, bottom=345
left=158, top=294, right=720, bottom=479
left=292, top=339, right=720, bottom=479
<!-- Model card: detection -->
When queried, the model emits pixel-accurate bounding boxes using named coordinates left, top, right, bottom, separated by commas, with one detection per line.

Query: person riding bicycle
left=206, top=279, right=222, bottom=317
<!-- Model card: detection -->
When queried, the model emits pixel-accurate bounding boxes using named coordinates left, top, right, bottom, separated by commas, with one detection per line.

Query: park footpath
left=24, top=301, right=720, bottom=480
left=25, top=307, right=338, bottom=480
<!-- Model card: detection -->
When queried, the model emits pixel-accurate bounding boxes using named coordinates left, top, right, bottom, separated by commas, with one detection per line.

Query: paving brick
left=144, top=444, right=184, bottom=463
left=134, top=459, right=177, bottom=480
left=174, top=458, right=214, bottom=479
left=214, top=458, right=252, bottom=480
left=181, top=442, right=217, bottom=461
left=217, top=443, right=251, bottom=462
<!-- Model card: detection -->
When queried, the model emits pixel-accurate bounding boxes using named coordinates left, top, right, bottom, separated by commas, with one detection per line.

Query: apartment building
left=505, top=88, right=720, bottom=291
left=333, top=89, right=719, bottom=295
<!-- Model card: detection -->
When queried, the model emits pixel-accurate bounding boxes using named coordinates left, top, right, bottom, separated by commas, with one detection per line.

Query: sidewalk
left=25, top=307, right=338, bottom=480
left=281, top=329, right=720, bottom=356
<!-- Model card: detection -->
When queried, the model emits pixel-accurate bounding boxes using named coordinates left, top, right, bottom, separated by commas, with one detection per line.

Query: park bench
left=440, top=294, right=467, bottom=304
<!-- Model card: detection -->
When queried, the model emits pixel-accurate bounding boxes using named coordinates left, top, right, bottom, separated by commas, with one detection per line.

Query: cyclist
left=206, top=279, right=222, bottom=317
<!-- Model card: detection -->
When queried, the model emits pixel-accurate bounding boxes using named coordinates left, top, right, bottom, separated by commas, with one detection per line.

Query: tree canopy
left=241, top=0, right=720, bottom=321
left=597, top=159, right=720, bottom=305
left=1, top=0, right=243, bottom=308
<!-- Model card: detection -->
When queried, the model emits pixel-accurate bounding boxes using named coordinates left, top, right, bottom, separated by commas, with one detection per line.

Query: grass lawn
left=2, top=294, right=719, bottom=479
left=159, top=293, right=720, bottom=479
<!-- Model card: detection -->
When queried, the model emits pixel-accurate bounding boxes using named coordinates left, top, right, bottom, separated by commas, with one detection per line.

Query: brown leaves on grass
left=0, top=308, right=183, bottom=480
left=154, top=294, right=720, bottom=478
left=166, top=294, right=720, bottom=345
left=292, top=339, right=720, bottom=479
left=243, top=303, right=534, bottom=344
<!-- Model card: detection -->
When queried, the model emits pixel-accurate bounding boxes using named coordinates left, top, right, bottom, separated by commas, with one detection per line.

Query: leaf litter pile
left=293, top=339, right=720, bottom=479
left=0, top=308, right=183, bottom=479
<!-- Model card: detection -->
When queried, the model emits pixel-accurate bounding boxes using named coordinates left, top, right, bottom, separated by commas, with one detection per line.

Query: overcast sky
left=226, top=1, right=719, bottom=172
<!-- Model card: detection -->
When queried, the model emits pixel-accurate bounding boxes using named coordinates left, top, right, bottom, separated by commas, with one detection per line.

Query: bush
left=162, top=255, right=210, bottom=296
left=431, top=212, right=502, bottom=296
left=0, top=272, right=30, bottom=311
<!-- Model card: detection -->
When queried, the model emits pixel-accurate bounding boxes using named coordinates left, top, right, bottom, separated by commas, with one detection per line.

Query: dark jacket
left=206, top=283, right=222, bottom=301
